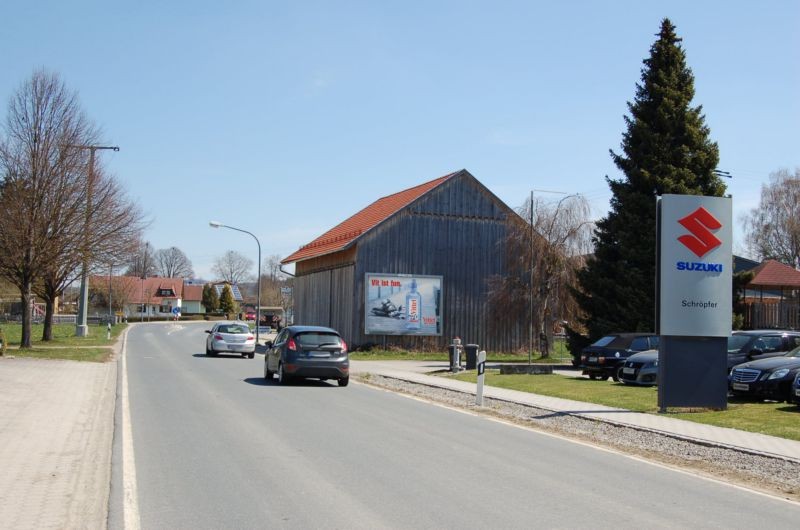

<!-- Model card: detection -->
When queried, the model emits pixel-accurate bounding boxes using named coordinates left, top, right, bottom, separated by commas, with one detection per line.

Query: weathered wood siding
left=352, top=172, right=526, bottom=351
left=291, top=170, right=529, bottom=351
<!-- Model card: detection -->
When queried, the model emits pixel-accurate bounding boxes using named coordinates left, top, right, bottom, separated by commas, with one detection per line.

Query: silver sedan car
left=618, top=349, right=658, bottom=385
left=205, top=321, right=256, bottom=358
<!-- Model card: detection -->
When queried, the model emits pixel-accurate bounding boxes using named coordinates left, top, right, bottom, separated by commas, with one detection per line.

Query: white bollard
left=476, top=350, right=487, bottom=406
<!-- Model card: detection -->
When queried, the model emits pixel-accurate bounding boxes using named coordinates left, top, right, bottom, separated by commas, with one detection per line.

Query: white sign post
left=657, top=194, right=732, bottom=410
left=475, top=350, right=487, bottom=406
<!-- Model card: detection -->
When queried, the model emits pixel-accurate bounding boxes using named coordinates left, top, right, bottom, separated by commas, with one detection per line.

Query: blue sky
left=2, top=1, right=798, bottom=279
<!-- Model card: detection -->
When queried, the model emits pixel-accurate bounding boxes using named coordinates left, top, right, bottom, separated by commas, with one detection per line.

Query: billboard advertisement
left=658, top=194, right=732, bottom=337
left=365, top=273, right=442, bottom=336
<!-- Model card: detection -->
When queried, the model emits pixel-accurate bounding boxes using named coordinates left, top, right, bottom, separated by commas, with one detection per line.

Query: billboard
left=365, top=273, right=442, bottom=336
left=658, top=194, right=732, bottom=337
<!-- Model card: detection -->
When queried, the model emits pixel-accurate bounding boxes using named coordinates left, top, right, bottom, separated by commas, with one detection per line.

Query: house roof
left=747, top=259, right=800, bottom=289
left=282, top=171, right=458, bottom=264
left=182, top=284, right=203, bottom=302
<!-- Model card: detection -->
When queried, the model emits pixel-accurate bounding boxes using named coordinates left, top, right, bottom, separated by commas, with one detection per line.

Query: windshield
left=219, top=324, right=250, bottom=334
left=591, top=336, right=617, bottom=347
left=785, top=346, right=800, bottom=358
left=296, top=332, right=343, bottom=348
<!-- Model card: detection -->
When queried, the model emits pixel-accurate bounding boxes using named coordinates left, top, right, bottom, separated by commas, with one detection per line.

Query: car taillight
left=598, top=357, right=606, bottom=364
left=287, top=338, right=297, bottom=351
left=247, top=335, right=254, bottom=341
left=214, top=334, right=223, bottom=341
left=340, top=340, right=347, bottom=353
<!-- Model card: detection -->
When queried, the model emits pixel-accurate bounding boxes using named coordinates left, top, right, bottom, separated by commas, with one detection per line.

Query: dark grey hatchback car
left=264, top=325, right=349, bottom=386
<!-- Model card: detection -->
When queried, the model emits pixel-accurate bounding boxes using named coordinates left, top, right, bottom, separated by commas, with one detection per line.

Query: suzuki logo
left=677, top=207, right=722, bottom=258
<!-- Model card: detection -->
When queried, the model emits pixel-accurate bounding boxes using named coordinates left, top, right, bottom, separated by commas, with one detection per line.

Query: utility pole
left=65, top=144, right=119, bottom=337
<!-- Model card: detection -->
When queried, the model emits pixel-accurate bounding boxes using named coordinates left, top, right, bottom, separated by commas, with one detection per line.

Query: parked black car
left=580, top=333, right=659, bottom=381
left=729, top=346, right=800, bottom=402
left=726, top=330, right=800, bottom=371
left=264, top=325, right=349, bottom=386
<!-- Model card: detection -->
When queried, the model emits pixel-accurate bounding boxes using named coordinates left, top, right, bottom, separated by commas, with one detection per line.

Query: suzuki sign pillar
left=656, top=194, right=732, bottom=411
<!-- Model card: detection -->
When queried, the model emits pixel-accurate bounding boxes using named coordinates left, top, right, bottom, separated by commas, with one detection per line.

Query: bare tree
left=212, top=250, right=253, bottom=284
left=34, top=162, right=144, bottom=340
left=0, top=70, right=100, bottom=347
left=744, top=168, right=800, bottom=266
left=487, top=194, right=593, bottom=357
left=154, top=246, right=194, bottom=278
left=125, top=241, right=157, bottom=278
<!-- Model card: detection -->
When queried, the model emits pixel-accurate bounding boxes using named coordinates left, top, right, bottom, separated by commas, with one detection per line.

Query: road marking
left=121, top=332, right=141, bottom=530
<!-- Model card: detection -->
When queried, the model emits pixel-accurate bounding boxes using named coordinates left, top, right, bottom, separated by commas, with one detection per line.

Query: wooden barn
left=281, top=169, right=529, bottom=351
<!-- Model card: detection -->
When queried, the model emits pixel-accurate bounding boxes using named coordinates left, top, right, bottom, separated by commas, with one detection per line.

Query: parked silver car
left=618, top=349, right=658, bottom=385
left=205, top=321, right=256, bottom=358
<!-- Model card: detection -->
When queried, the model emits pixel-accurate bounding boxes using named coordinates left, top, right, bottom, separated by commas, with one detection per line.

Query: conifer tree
left=218, top=284, right=238, bottom=319
left=574, top=19, right=725, bottom=340
left=202, top=283, right=219, bottom=313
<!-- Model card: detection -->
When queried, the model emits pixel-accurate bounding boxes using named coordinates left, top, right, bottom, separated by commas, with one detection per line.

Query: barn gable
left=283, top=169, right=527, bottom=351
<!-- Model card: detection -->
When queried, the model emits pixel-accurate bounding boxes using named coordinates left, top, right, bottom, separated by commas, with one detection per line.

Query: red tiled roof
left=282, top=171, right=458, bottom=264
left=182, top=284, right=203, bottom=302
left=747, top=260, right=800, bottom=288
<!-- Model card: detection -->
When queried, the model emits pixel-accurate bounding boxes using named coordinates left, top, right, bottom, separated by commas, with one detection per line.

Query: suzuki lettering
left=659, top=195, right=732, bottom=337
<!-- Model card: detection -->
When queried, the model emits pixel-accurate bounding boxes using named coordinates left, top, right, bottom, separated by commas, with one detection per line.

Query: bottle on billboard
left=405, top=279, right=421, bottom=329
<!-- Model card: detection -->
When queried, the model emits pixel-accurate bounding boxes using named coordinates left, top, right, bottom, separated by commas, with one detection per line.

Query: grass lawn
left=449, top=370, right=800, bottom=441
left=0, top=322, right=126, bottom=347
left=0, top=322, right=125, bottom=362
left=7, top=347, right=113, bottom=363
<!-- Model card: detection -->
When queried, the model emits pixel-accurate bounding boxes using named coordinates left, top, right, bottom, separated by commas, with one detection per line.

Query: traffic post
left=476, top=350, right=486, bottom=406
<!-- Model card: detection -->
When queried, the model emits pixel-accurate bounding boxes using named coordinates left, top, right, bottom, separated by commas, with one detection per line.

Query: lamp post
left=64, top=144, right=120, bottom=337
left=209, top=221, right=262, bottom=344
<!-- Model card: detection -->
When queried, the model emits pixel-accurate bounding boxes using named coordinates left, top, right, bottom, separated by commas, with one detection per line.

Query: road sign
left=171, top=307, right=180, bottom=315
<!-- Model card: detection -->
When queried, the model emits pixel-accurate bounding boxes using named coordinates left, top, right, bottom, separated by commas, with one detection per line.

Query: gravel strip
left=357, top=373, right=800, bottom=501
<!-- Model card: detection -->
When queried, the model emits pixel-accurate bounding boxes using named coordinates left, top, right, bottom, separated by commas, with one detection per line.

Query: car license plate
left=623, top=367, right=635, bottom=375
left=588, top=356, right=597, bottom=363
left=732, top=383, right=749, bottom=391
left=310, top=351, right=331, bottom=358
left=795, top=388, right=800, bottom=397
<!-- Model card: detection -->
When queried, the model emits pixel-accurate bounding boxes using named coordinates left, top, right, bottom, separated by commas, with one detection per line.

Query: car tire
left=205, top=345, right=211, bottom=356
left=248, top=352, right=255, bottom=359
left=278, top=363, right=290, bottom=385
left=264, top=361, right=274, bottom=381
left=612, top=368, right=622, bottom=382
left=338, top=376, right=349, bottom=387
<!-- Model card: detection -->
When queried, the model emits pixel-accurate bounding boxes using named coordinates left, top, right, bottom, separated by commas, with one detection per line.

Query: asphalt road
left=115, top=322, right=800, bottom=529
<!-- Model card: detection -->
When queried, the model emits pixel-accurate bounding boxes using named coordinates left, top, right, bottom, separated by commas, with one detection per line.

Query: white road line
left=121, top=332, right=141, bottom=530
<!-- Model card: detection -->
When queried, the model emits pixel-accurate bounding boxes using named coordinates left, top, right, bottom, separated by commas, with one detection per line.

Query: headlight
left=767, top=369, right=790, bottom=380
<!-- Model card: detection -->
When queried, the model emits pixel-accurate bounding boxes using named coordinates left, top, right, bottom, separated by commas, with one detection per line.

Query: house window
left=160, top=304, right=172, bottom=313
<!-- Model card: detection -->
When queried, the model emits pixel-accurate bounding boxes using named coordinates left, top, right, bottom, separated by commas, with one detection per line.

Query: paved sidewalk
left=351, top=360, right=800, bottom=462
left=0, top=354, right=117, bottom=529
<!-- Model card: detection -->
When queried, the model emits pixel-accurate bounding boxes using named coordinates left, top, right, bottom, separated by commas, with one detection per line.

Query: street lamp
left=63, top=144, right=120, bottom=337
left=209, top=221, right=262, bottom=345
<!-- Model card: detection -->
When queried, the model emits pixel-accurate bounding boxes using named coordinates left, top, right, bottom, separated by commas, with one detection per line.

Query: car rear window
left=219, top=324, right=249, bottom=334
left=591, top=336, right=617, bottom=347
left=295, top=332, right=343, bottom=348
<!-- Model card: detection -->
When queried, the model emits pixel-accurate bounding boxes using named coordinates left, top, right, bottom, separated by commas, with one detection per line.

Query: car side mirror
left=749, top=347, right=763, bottom=356
left=205, top=330, right=212, bottom=334
left=265, top=340, right=273, bottom=348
